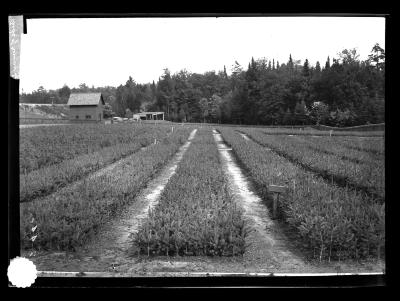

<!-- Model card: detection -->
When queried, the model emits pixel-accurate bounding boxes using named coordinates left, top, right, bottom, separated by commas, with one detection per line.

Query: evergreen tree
left=315, top=61, right=321, bottom=73
left=231, top=61, right=244, bottom=90
left=325, top=56, right=331, bottom=69
left=288, top=54, right=294, bottom=70
left=251, top=57, right=256, bottom=69
left=302, top=59, right=310, bottom=77
left=368, top=43, right=385, bottom=71
left=223, top=65, right=228, bottom=78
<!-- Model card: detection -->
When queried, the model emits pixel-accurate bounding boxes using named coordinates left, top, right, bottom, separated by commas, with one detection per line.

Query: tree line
left=20, top=43, right=385, bottom=126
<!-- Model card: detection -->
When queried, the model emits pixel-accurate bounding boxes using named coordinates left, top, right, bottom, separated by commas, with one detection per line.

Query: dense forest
left=20, top=44, right=385, bottom=126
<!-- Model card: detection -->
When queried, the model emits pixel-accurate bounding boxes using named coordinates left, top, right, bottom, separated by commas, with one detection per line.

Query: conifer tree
left=288, top=54, right=294, bottom=70
left=325, top=56, right=331, bottom=69
left=251, top=57, right=256, bottom=70
left=302, top=59, right=310, bottom=77
left=315, top=61, right=321, bottom=73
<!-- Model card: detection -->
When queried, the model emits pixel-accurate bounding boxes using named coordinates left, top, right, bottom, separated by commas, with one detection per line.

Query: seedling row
left=253, top=127, right=384, bottom=137
left=133, top=128, right=246, bottom=256
left=284, top=135, right=383, bottom=166
left=20, top=123, right=170, bottom=173
left=217, top=127, right=384, bottom=261
left=20, top=126, right=174, bottom=203
left=240, top=128, right=385, bottom=201
left=20, top=127, right=192, bottom=250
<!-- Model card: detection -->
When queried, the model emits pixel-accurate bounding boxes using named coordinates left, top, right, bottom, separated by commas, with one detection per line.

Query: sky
left=19, top=17, right=385, bottom=93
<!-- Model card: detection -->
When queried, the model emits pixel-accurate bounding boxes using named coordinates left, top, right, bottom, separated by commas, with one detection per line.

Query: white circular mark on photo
left=7, top=257, right=38, bottom=288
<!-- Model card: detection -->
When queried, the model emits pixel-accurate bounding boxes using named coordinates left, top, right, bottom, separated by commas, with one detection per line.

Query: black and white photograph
left=9, top=14, right=387, bottom=287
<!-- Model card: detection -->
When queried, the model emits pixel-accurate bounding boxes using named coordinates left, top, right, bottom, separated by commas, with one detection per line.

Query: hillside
left=19, top=103, right=69, bottom=119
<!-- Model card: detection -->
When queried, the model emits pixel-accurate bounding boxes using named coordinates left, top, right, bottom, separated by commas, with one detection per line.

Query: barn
left=67, top=93, right=105, bottom=122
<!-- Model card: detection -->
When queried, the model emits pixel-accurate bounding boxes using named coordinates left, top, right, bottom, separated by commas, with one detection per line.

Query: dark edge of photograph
left=7, top=11, right=392, bottom=289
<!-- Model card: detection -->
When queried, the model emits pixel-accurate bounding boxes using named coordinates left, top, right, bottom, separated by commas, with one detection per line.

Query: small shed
left=137, top=111, right=165, bottom=121
left=67, top=93, right=105, bottom=122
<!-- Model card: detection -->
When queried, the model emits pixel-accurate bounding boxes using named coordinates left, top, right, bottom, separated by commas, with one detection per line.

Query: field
left=134, top=128, right=246, bottom=257
left=217, top=127, right=384, bottom=261
left=18, top=123, right=385, bottom=274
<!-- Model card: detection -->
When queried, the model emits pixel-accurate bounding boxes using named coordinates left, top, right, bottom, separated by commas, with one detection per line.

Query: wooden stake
left=268, top=185, right=287, bottom=219
left=272, top=193, right=279, bottom=219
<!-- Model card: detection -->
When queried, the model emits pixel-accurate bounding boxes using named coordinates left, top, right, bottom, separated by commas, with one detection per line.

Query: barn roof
left=67, top=93, right=105, bottom=106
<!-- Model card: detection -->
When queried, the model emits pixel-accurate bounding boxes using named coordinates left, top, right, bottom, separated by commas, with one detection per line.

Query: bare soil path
left=213, top=129, right=313, bottom=272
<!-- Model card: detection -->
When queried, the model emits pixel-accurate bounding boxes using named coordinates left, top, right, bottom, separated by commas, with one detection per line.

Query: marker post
left=268, top=184, right=288, bottom=219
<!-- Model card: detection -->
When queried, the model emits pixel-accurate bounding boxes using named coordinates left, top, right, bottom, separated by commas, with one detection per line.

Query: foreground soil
left=23, top=245, right=384, bottom=276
